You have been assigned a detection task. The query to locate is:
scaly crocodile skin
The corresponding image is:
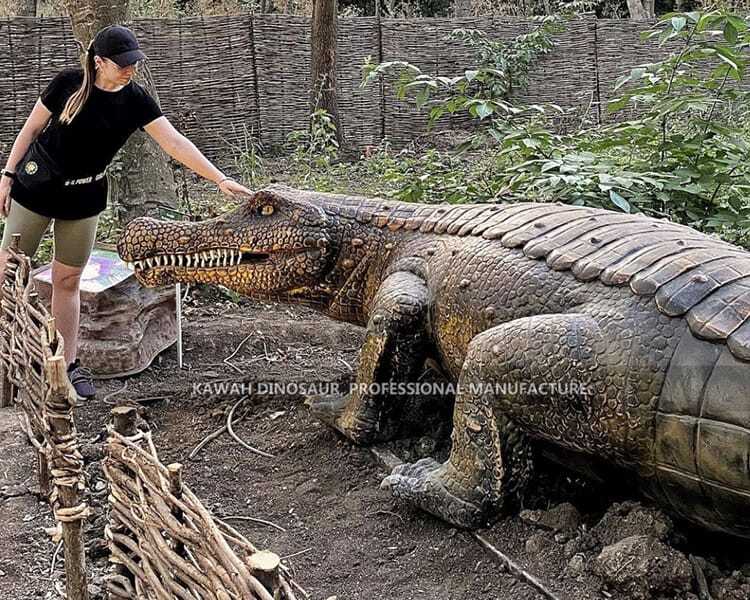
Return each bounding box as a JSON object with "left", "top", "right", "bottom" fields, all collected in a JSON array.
[{"left": 118, "top": 186, "right": 750, "bottom": 536}]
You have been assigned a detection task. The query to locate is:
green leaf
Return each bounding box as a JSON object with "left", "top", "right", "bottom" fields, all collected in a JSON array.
[
  {"left": 724, "top": 22, "right": 738, "bottom": 44},
  {"left": 609, "top": 190, "right": 631, "bottom": 213},
  {"left": 475, "top": 102, "right": 494, "bottom": 120},
  {"left": 671, "top": 16, "right": 687, "bottom": 32}
]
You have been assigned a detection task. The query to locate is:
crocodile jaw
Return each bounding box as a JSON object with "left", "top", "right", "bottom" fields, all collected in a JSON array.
[{"left": 126, "top": 246, "right": 326, "bottom": 296}]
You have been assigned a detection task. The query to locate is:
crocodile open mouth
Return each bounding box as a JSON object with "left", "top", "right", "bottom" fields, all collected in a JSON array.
[{"left": 126, "top": 249, "right": 272, "bottom": 272}]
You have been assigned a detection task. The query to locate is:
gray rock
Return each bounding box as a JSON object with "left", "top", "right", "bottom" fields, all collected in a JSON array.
[
  {"left": 525, "top": 533, "right": 551, "bottom": 556},
  {"left": 594, "top": 534, "right": 691, "bottom": 600},
  {"left": 592, "top": 500, "right": 672, "bottom": 546},
  {"left": 520, "top": 502, "right": 582, "bottom": 533},
  {"left": 567, "top": 553, "right": 586, "bottom": 577}
]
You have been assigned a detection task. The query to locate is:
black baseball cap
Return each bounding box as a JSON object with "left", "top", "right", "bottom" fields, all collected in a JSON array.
[{"left": 93, "top": 25, "right": 147, "bottom": 67}]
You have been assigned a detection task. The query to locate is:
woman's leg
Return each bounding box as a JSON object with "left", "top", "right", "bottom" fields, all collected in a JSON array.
[
  {"left": 51, "top": 214, "right": 99, "bottom": 366},
  {"left": 0, "top": 200, "right": 52, "bottom": 275}
]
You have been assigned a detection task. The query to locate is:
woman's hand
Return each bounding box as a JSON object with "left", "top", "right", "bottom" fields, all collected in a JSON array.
[
  {"left": 0, "top": 177, "right": 13, "bottom": 217},
  {"left": 218, "top": 178, "right": 253, "bottom": 199}
]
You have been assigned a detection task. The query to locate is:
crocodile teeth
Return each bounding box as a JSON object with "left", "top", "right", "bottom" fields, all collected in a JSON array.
[{"left": 146, "top": 258, "right": 154, "bottom": 268}]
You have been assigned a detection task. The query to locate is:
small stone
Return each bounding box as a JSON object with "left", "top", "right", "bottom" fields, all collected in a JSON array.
[
  {"left": 522, "top": 502, "right": 581, "bottom": 533},
  {"left": 525, "top": 533, "right": 550, "bottom": 556},
  {"left": 385, "top": 243, "right": 394, "bottom": 250},
  {"left": 351, "top": 238, "right": 364, "bottom": 246},
  {"left": 459, "top": 279, "right": 470, "bottom": 288},
  {"left": 342, "top": 259, "right": 355, "bottom": 269},
  {"left": 594, "top": 535, "right": 691, "bottom": 600},
  {"left": 567, "top": 553, "right": 586, "bottom": 576}
]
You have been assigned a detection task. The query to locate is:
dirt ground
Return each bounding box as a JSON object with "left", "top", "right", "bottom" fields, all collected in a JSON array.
[{"left": 2, "top": 286, "right": 750, "bottom": 600}]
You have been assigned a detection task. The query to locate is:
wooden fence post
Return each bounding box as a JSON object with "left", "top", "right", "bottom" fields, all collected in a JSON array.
[
  {"left": 0, "top": 235, "right": 20, "bottom": 408},
  {"left": 107, "top": 406, "right": 138, "bottom": 599},
  {"left": 167, "top": 463, "right": 186, "bottom": 558},
  {"left": 45, "top": 355, "right": 89, "bottom": 600}
]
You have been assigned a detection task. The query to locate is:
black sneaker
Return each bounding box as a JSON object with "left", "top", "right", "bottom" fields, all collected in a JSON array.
[{"left": 67, "top": 359, "right": 96, "bottom": 400}]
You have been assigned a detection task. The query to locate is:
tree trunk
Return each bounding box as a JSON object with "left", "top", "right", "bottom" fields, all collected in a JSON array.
[
  {"left": 14, "top": 0, "right": 37, "bottom": 16},
  {"left": 310, "top": 0, "right": 343, "bottom": 147},
  {"left": 452, "top": 0, "right": 472, "bottom": 17},
  {"left": 626, "top": 0, "right": 655, "bottom": 19},
  {"left": 63, "top": 0, "right": 177, "bottom": 224}
]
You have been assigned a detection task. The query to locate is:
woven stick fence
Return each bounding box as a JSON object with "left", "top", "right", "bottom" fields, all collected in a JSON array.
[
  {"left": 0, "top": 233, "right": 90, "bottom": 600},
  {"left": 0, "top": 15, "right": 661, "bottom": 158},
  {"left": 104, "top": 405, "right": 302, "bottom": 600},
  {"left": 0, "top": 234, "right": 305, "bottom": 600}
]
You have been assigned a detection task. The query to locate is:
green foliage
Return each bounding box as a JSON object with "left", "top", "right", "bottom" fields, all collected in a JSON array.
[
  {"left": 232, "top": 124, "right": 265, "bottom": 189},
  {"left": 286, "top": 108, "right": 340, "bottom": 183},
  {"left": 358, "top": 9, "right": 750, "bottom": 247},
  {"left": 362, "top": 16, "right": 564, "bottom": 127}
]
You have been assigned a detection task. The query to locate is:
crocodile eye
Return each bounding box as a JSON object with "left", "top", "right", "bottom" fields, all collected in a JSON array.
[{"left": 260, "top": 204, "right": 274, "bottom": 216}]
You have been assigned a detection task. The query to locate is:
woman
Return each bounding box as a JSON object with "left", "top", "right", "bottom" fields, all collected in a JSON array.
[{"left": 0, "top": 24, "right": 251, "bottom": 400}]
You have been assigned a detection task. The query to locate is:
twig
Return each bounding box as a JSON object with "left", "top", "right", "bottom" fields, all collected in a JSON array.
[
  {"left": 280, "top": 548, "right": 313, "bottom": 561},
  {"left": 103, "top": 380, "right": 129, "bottom": 405},
  {"left": 220, "top": 515, "right": 287, "bottom": 533},
  {"left": 188, "top": 424, "right": 228, "bottom": 460},
  {"left": 226, "top": 397, "right": 274, "bottom": 458},
  {"left": 366, "top": 510, "right": 404, "bottom": 523},
  {"left": 50, "top": 539, "right": 63, "bottom": 575},
  {"left": 473, "top": 533, "right": 561, "bottom": 600},
  {"left": 133, "top": 395, "right": 171, "bottom": 404},
  {"left": 225, "top": 333, "right": 253, "bottom": 363}
]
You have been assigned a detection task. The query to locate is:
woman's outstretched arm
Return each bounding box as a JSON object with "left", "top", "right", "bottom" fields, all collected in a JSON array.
[{"left": 144, "top": 116, "right": 252, "bottom": 199}]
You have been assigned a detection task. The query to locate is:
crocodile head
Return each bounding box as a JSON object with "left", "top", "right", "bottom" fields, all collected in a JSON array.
[{"left": 117, "top": 189, "right": 336, "bottom": 302}]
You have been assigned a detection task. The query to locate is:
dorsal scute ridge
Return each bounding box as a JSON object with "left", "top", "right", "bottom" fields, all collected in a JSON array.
[{"left": 268, "top": 186, "right": 750, "bottom": 361}]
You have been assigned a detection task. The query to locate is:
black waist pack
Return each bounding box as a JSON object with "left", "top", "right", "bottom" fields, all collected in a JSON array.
[{"left": 16, "top": 141, "right": 63, "bottom": 193}]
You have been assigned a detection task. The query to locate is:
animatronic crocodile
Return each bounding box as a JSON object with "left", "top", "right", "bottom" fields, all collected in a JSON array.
[{"left": 118, "top": 185, "right": 750, "bottom": 537}]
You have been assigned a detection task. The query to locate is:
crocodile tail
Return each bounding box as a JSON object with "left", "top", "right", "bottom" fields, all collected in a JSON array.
[{"left": 647, "top": 331, "right": 750, "bottom": 537}]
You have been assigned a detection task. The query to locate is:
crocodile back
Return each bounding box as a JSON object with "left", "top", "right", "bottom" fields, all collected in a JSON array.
[
  {"left": 270, "top": 187, "right": 750, "bottom": 363},
  {"left": 647, "top": 333, "right": 750, "bottom": 537}
]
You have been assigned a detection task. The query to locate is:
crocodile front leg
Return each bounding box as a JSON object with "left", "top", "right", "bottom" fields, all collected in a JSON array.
[
  {"left": 308, "top": 270, "right": 430, "bottom": 444},
  {"left": 382, "top": 314, "right": 604, "bottom": 528}
]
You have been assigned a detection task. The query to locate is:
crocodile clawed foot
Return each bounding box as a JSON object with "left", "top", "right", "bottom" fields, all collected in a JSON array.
[
  {"left": 381, "top": 458, "right": 488, "bottom": 529},
  {"left": 305, "top": 394, "right": 380, "bottom": 445}
]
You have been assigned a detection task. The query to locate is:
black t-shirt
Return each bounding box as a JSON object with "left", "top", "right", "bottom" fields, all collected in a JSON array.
[{"left": 11, "top": 68, "right": 163, "bottom": 220}]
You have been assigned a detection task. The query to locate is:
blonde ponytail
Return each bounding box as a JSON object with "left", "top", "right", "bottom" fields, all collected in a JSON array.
[{"left": 59, "top": 43, "right": 96, "bottom": 125}]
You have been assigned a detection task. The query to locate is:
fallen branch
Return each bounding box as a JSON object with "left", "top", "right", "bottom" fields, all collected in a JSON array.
[
  {"left": 102, "top": 380, "right": 129, "bottom": 405},
  {"left": 221, "top": 515, "right": 287, "bottom": 533},
  {"left": 188, "top": 424, "right": 228, "bottom": 460},
  {"left": 473, "top": 533, "right": 561, "bottom": 600},
  {"left": 224, "top": 334, "right": 254, "bottom": 373},
  {"left": 226, "top": 397, "right": 274, "bottom": 459}
]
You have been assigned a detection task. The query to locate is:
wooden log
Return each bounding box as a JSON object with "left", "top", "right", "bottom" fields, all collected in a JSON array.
[
  {"left": 45, "top": 356, "right": 89, "bottom": 600},
  {"left": 247, "top": 550, "right": 281, "bottom": 596},
  {"left": 167, "top": 463, "right": 187, "bottom": 558}
]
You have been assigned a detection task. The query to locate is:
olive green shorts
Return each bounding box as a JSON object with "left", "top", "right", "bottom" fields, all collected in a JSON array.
[{"left": 0, "top": 201, "right": 99, "bottom": 268}]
